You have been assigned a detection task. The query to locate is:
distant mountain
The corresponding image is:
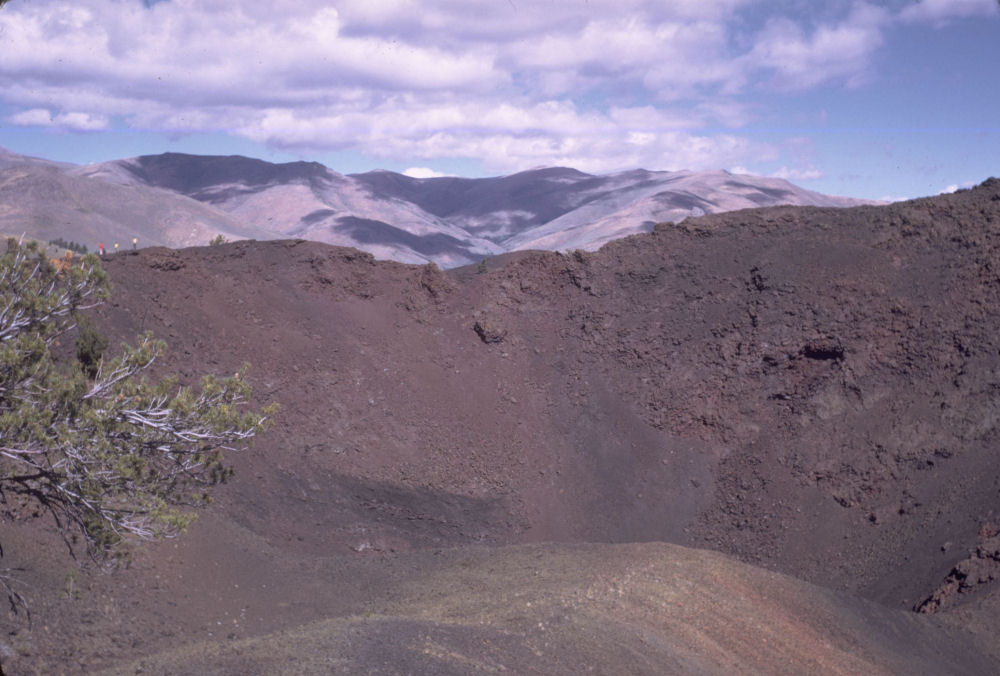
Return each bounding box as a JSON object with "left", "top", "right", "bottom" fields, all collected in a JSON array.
[
  {"left": 0, "top": 147, "right": 877, "bottom": 266},
  {"left": 348, "top": 166, "right": 598, "bottom": 241},
  {"left": 0, "top": 153, "right": 278, "bottom": 250},
  {"left": 0, "top": 146, "right": 74, "bottom": 172},
  {"left": 90, "top": 152, "right": 505, "bottom": 267},
  {"left": 349, "top": 166, "right": 871, "bottom": 253},
  {"left": 500, "top": 169, "right": 871, "bottom": 251}
]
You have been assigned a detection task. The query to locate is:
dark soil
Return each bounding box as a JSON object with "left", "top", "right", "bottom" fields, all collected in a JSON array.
[{"left": 3, "top": 179, "right": 1000, "bottom": 673}]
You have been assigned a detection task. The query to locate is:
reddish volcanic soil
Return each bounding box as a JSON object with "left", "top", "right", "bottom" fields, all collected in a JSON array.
[{"left": 3, "top": 179, "right": 1000, "bottom": 673}]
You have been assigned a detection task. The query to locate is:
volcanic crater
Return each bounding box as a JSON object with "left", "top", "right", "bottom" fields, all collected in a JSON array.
[{"left": 4, "top": 179, "right": 1000, "bottom": 674}]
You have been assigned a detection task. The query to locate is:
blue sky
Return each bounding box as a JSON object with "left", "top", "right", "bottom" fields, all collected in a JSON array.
[{"left": 0, "top": 0, "right": 997, "bottom": 200}]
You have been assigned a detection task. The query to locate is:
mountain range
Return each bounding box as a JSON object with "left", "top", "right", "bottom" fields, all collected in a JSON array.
[{"left": 1, "top": 146, "right": 876, "bottom": 266}]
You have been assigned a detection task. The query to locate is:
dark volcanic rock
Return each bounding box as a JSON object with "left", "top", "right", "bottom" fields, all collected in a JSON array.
[
  {"left": 5, "top": 179, "right": 1000, "bottom": 673},
  {"left": 93, "top": 182, "right": 1000, "bottom": 602},
  {"left": 473, "top": 319, "right": 506, "bottom": 343},
  {"left": 919, "top": 526, "right": 1000, "bottom": 613}
]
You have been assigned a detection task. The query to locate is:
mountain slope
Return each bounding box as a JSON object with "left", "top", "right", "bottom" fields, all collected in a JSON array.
[
  {"left": 0, "top": 146, "right": 877, "bottom": 266},
  {"left": 504, "top": 168, "right": 874, "bottom": 251},
  {"left": 110, "top": 153, "right": 505, "bottom": 266},
  {"left": 352, "top": 165, "right": 874, "bottom": 254},
  {"left": 82, "top": 150, "right": 875, "bottom": 266},
  {"left": 0, "top": 146, "right": 74, "bottom": 172},
  {"left": 349, "top": 166, "right": 599, "bottom": 241},
  {"left": 0, "top": 158, "right": 277, "bottom": 249},
  {"left": 4, "top": 179, "right": 1000, "bottom": 673}
]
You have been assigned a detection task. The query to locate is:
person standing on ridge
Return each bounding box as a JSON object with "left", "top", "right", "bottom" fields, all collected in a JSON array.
[
  {"left": 114, "top": 242, "right": 119, "bottom": 254},
  {"left": 98, "top": 242, "right": 104, "bottom": 257},
  {"left": 132, "top": 237, "right": 137, "bottom": 250}
]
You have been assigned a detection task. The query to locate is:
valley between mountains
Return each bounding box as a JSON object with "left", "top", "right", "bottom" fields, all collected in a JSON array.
[{"left": 3, "top": 173, "right": 1000, "bottom": 674}]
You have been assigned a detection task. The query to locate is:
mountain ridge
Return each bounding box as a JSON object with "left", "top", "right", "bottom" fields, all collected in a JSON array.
[{"left": 0, "top": 146, "right": 878, "bottom": 266}]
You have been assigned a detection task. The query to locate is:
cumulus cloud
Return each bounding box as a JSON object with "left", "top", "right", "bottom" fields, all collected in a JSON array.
[
  {"left": 0, "top": 0, "right": 978, "bottom": 176},
  {"left": 236, "top": 97, "right": 770, "bottom": 174},
  {"left": 747, "top": 3, "right": 889, "bottom": 91},
  {"left": 6, "top": 109, "right": 54, "bottom": 127}
]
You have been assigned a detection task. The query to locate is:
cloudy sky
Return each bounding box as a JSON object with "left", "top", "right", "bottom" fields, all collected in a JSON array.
[{"left": 0, "top": 0, "right": 997, "bottom": 200}]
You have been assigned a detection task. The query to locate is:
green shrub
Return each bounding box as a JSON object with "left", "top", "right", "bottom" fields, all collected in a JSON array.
[{"left": 74, "top": 313, "right": 109, "bottom": 379}]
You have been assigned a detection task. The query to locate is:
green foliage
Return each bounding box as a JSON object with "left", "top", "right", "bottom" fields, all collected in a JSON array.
[
  {"left": 477, "top": 257, "right": 490, "bottom": 274},
  {"left": 0, "top": 238, "right": 275, "bottom": 584},
  {"left": 74, "top": 313, "right": 109, "bottom": 378},
  {"left": 209, "top": 234, "right": 228, "bottom": 246},
  {"left": 48, "top": 237, "right": 88, "bottom": 255}
]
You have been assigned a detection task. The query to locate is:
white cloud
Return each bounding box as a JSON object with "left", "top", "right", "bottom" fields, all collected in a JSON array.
[
  {"left": 54, "top": 111, "right": 110, "bottom": 131},
  {"left": 0, "top": 0, "right": 972, "bottom": 179},
  {"left": 236, "top": 97, "right": 772, "bottom": 174},
  {"left": 0, "top": 2, "right": 501, "bottom": 110},
  {"left": 747, "top": 3, "right": 889, "bottom": 91},
  {"left": 7, "top": 108, "right": 108, "bottom": 131},
  {"left": 770, "top": 166, "right": 824, "bottom": 181},
  {"left": 7, "top": 109, "right": 53, "bottom": 127},
  {"left": 941, "top": 180, "right": 976, "bottom": 194},
  {"left": 403, "top": 167, "right": 450, "bottom": 178},
  {"left": 900, "top": 0, "right": 998, "bottom": 24}
]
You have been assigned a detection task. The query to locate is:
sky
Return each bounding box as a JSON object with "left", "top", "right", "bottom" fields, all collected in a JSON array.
[{"left": 0, "top": 0, "right": 997, "bottom": 201}]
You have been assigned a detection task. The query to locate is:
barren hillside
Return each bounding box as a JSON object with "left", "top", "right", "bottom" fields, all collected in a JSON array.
[
  {"left": 0, "top": 147, "right": 876, "bottom": 268},
  {"left": 3, "top": 179, "right": 999, "bottom": 674}
]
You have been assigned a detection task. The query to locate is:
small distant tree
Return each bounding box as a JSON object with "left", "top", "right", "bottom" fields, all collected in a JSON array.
[
  {"left": 47, "top": 238, "right": 88, "bottom": 255},
  {"left": 209, "top": 234, "right": 227, "bottom": 246},
  {"left": 0, "top": 238, "right": 275, "bottom": 619}
]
